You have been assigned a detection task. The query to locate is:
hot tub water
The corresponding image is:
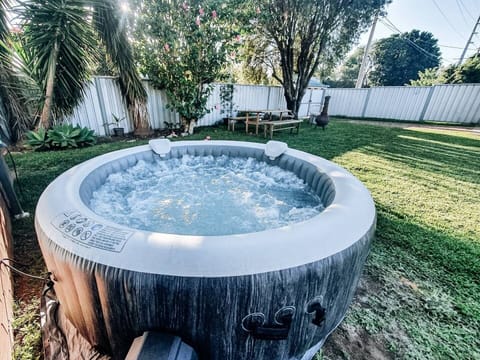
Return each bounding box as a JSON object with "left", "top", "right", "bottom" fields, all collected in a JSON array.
[{"left": 89, "top": 155, "right": 324, "bottom": 236}]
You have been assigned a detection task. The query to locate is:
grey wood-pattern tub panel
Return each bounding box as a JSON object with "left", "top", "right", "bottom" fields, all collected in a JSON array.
[
  {"left": 36, "top": 225, "right": 113, "bottom": 353},
  {"left": 36, "top": 141, "right": 376, "bottom": 359},
  {"left": 37, "top": 222, "right": 374, "bottom": 360}
]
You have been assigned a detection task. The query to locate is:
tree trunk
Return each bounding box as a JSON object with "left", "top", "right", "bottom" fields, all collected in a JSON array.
[
  {"left": 39, "top": 41, "right": 60, "bottom": 129},
  {"left": 188, "top": 120, "right": 195, "bottom": 135},
  {"left": 131, "top": 99, "right": 153, "bottom": 136},
  {"left": 184, "top": 119, "right": 196, "bottom": 135},
  {"left": 283, "top": 87, "right": 305, "bottom": 119},
  {"left": 285, "top": 94, "right": 297, "bottom": 117}
]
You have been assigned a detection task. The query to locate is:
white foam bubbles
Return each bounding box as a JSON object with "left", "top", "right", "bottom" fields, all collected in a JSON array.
[{"left": 89, "top": 155, "right": 324, "bottom": 235}]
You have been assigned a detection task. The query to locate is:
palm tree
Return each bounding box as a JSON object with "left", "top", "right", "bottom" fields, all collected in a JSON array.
[
  {"left": 19, "top": 0, "right": 97, "bottom": 129},
  {"left": 18, "top": 0, "right": 151, "bottom": 134}
]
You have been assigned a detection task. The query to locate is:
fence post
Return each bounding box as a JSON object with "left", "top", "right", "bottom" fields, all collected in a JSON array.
[
  {"left": 266, "top": 87, "right": 272, "bottom": 110},
  {"left": 419, "top": 86, "right": 436, "bottom": 122},
  {"left": 306, "top": 88, "right": 313, "bottom": 116},
  {"left": 361, "top": 88, "right": 372, "bottom": 118},
  {"left": 320, "top": 88, "right": 326, "bottom": 115},
  {"left": 94, "top": 77, "right": 109, "bottom": 136}
]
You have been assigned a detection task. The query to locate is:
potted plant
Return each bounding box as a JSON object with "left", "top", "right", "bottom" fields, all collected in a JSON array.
[{"left": 110, "top": 114, "right": 125, "bottom": 137}]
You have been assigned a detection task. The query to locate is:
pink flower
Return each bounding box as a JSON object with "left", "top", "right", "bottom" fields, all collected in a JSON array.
[
  {"left": 10, "top": 26, "right": 21, "bottom": 34},
  {"left": 182, "top": 2, "right": 189, "bottom": 10},
  {"left": 256, "top": 7, "right": 261, "bottom": 14},
  {"left": 195, "top": 16, "right": 201, "bottom": 26},
  {"left": 230, "top": 51, "right": 236, "bottom": 59},
  {"left": 164, "top": 43, "right": 170, "bottom": 52},
  {"left": 212, "top": 10, "right": 217, "bottom": 19},
  {"left": 235, "top": 34, "right": 241, "bottom": 42},
  {"left": 199, "top": 7, "right": 204, "bottom": 15}
]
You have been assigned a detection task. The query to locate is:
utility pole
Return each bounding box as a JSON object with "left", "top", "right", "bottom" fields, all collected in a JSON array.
[
  {"left": 356, "top": 12, "right": 378, "bottom": 88},
  {"left": 458, "top": 15, "right": 480, "bottom": 65}
]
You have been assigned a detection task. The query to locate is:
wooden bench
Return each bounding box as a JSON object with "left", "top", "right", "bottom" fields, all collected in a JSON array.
[
  {"left": 227, "top": 116, "right": 248, "bottom": 132},
  {"left": 261, "top": 119, "right": 303, "bottom": 139}
]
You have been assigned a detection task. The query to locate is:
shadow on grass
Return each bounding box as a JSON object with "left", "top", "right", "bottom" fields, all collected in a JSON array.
[
  {"left": 375, "top": 205, "right": 480, "bottom": 317},
  {"left": 323, "top": 204, "right": 480, "bottom": 359},
  {"left": 204, "top": 120, "right": 398, "bottom": 160},
  {"left": 360, "top": 127, "right": 480, "bottom": 185}
]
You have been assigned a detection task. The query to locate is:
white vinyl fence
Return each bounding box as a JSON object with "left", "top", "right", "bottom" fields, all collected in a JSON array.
[{"left": 64, "top": 78, "right": 480, "bottom": 135}]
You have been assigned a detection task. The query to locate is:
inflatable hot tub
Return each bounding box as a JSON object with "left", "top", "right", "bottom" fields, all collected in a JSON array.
[{"left": 35, "top": 140, "right": 376, "bottom": 360}]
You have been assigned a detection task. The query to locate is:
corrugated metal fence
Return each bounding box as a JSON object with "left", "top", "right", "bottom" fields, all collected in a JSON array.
[{"left": 65, "top": 78, "right": 480, "bottom": 134}]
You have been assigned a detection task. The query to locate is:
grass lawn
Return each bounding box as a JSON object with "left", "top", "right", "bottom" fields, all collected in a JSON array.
[{"left": 10, "top": 119, "right": 480, "bottom": 359}]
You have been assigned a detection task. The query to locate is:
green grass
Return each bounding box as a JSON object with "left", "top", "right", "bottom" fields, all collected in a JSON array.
[
  {"left": 12, "top": 299, "right": 41, "bottom": 360},
  {"left": 10, "top": 119, "right": 480, "bottom": 359}
]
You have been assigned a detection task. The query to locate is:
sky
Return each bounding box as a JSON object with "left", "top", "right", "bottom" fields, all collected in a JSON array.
[{"left": 358, "top": 0, "right": 480, "bottom": 66}]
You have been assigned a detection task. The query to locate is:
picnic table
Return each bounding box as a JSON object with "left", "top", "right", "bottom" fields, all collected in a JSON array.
[
  {"left": 227, "top": 116, "right": 248, "bottom": 132},
  {"left": 244, "top": 109, "right": 294, "bottom": 135}
]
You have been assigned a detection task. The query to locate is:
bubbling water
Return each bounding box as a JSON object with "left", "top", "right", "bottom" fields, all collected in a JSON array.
[{"left": 89, "top": 155, "right": 324, "bottom": 236}]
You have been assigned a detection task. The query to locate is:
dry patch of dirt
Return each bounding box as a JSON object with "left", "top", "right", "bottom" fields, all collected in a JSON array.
[
  {"left": 322, "top": 323, "right": 393, "bottom": 360},
  {"left": 321, "top": 274, "right": 395, "bottom": 360}
]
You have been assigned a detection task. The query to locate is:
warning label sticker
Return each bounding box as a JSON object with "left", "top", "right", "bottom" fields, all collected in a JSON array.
[{"left": 51, "top": 210, "right": 132, "bottom": 252}]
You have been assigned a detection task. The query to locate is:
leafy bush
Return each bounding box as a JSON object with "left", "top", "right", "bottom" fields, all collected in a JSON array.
[{"left": 25, "top": 124, "right": 96, "bottom": 150}]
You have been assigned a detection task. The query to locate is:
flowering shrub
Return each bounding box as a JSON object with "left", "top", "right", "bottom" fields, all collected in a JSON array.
[{"left": 134, "top": 0, "right": 243, "bottom": 133}]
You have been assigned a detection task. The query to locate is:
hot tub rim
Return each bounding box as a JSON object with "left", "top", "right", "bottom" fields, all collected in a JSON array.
[{"left": 35, "top": 140, "right": 376, "bottom": 277}]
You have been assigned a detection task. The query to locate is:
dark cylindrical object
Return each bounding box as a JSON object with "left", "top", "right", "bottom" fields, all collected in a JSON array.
[
  {"left": 316, "top": 96, "right": 331, "bottom": 130},
  {"left": 126, "top": 332, "right": 198, "bottom": 360},
  {"left": 112, "top": 128, "right": 124, "bottom": 137},
  {"left": 0, "top": 153, "right": 24, "bottom": 217}
]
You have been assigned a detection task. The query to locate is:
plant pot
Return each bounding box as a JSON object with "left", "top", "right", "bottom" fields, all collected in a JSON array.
[{"left": 113, "top": 127, "right": 124, "bottom": 137}]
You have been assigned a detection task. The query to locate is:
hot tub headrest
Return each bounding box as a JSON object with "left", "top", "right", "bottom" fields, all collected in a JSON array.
[
  {"left": 265, "top": 141, "right": 288, "bottom": 160},
  {"left": 149, "top": 139, "right": 171, "bottom": 157}
]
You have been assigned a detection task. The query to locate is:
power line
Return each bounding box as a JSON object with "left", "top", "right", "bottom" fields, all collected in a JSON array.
[
  {"left": 439, "top": 44, "right": 464, "bottom": 49},
  {"left": 431, "top": 0, "right": 467, "bottom": 40},
  {"left": 458, "top": 0, "right": 477, "bottom": 22},
  {"left": 379, "top": 18, "right": 447, "bottom": 61},
  {"left": 456, "top": 0, "right": 471, "bottom": 25}
]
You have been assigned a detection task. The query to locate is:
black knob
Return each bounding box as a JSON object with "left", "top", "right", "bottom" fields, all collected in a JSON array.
[{"left": 306, "top": 297, "right": 326, "bottom": 327}]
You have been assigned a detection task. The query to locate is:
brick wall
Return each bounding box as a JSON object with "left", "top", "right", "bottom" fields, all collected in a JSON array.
[{"left": 0, "top": 186, "right": 13, "bottom": 360}]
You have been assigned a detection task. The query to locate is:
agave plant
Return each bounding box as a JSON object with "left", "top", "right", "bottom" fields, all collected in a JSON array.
[
  {"left": 25, "top": 127, "right": 49, "bottom": 149},
  {"left": 47, "top": 124, "right": 82, "bottom": 148},
  {"left": 48, "top": 124, "right": 97, "bottom": 148},
  {"left": 26, "top": 124, "right": 96, "bottom": 150},
  {"left": 76, "top": 126, "right": 96, "bottom": 146}
]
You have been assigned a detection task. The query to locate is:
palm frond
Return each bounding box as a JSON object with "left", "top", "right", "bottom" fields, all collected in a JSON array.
[
  {"left": 92, "top": 0, "right": 150, "bottom": 132},
  {"left": 17, "top": 0, "right": 98, "bottom": 126},
  {"left": 0, "top": 59, "right": 32, "bottom": 142},
  {"left": 0, "top": 1, "right": 33, "bottom": 143},
  {"left": 0, "top": 0, "right": 9, "bottom": 42}
]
